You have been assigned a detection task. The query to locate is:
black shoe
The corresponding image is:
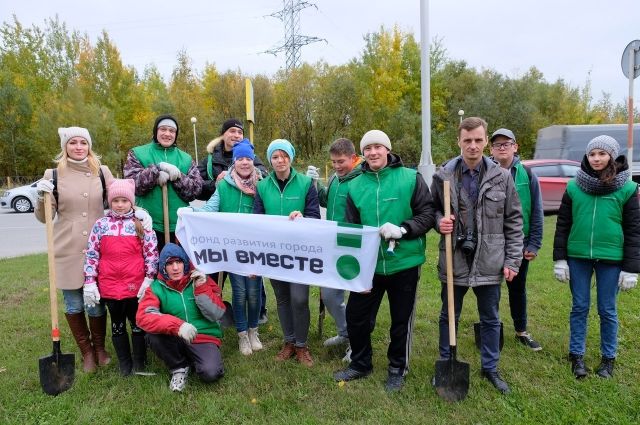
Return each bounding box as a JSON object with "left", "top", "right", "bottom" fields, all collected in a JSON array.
[
  {"left": 516, "top": 332, "right": 542, "bottom": 351},
  {"left": 333, "top": 367, "right": 372, "bottom": 382},
  {"left": 112, "top": 334, "right": 133, "bottom": 376},
  {"left": 481, "top": 369, "right": 511, "bottom": 394},
  {"left": 384, "top": 373, "right": 405, "bottom": 392},
  {"left": 569, "top": 353, "right": 588, "bottom": 379},
  {"left": 596, "top": 357, "right": 615, "bottom": 379}
]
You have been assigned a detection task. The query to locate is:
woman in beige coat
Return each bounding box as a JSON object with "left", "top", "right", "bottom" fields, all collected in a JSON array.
[{"left": 35, "top": 127, "right": 116, "bottom": 373}]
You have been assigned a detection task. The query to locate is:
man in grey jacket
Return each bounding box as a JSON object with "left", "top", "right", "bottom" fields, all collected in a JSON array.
[{"left": 431, "top": 117, "right": 523, "bottom": 394}]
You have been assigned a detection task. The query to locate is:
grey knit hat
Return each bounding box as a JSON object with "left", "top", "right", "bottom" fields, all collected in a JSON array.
[{"left": 586, "top": 135, "right": 619, "bottom": 158}]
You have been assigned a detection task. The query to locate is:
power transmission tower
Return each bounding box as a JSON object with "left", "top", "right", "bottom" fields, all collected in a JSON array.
[{"left": 265, "top": 0, "right": 326, "bottom": 72}]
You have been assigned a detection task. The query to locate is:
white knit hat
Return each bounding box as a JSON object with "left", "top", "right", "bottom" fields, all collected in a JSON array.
[
  {"left": 58, "top": 127, "right": 92, "bottom": 150},
  {"left": 360, "top": 129, "right": 391, "bottom": 153}
]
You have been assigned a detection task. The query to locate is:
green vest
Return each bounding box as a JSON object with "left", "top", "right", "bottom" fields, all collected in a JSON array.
[
  {"left": 132, "top": 142, "right": 193, "bottom": 232},
  {"left": 347, "top": 166, "right": 426, "bottom": 275},
  {"left": 217, "top": 179, "right": 255, "bottom": 214},
  {"left": 566, "top": 179, "right": 638, "bottom": 261},
  {"left": 513, "top": 162, "right": 531, "bottom": 237},
  {"left": 151, "top": 279, "right": 223, "bottom": 339},
  {"left": 257, "top": 168, "right": 312, "bottom": 216},
  {"left": 325, "top": 164, "right": 363, "bottom": 222}
]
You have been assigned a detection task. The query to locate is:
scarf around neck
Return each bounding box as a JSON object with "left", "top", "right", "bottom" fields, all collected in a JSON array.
[{"left": 230, "top": 166, "right": 260, "bottom": 195}]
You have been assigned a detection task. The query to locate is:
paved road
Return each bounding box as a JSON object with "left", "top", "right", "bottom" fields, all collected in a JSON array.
[{"left": 0, "top": 209, "right": 46, "bottom": 258}]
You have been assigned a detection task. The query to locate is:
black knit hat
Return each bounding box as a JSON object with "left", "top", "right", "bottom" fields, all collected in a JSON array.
[{"left": 220, "top": 118, "right": 243, "bottom": 135}]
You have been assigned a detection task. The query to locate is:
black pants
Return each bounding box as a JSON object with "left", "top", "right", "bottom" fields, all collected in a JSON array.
[
  {"left": 346, "top": 266, "right": 419, "bottom": 376},
  {"left": 147, "top": 333, "right": 224, "bottom": 383},
  {"left": 104, "top": 298, "right": 142, "bottom": 336},
  {"left": 155, "top": 230, "right": 177, "bottom": 254},
  {"left": 507, "top": 258, "right": 530, "bottom": 333}
]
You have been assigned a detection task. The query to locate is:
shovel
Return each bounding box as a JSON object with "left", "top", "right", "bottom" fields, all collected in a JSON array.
[
  {"left": 217, "top": 271, "right": 235, "bottom": 329},
  {"left": 434, "top": 180, "right": 470, "bottom": 402},
  {"left": 162, "top": 185, "right": 170, "bottom": 245},
  {"left": 39, "top": 192, "right": 75, "bottom": 396},
  {"left": 318, "top": 292, "right": 325, "bottom": 338}
]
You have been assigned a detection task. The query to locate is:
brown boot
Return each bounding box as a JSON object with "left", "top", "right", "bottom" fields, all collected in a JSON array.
[
  {"left": 295, "top": 346, "right": 314, "bottom": 367},
  {"left": 65, "top": 312, "right": 97, "bottom": 373},
  {"left": 275, "top": 342, "right": 296, "bottom": 361},
  {"left": 89, "top": 315, "right": 112, "bottom": 366}
]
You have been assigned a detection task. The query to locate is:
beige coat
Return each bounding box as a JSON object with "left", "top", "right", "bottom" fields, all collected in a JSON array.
[{"left": 35, "top": 162, "right": 114, "bottom": 290}]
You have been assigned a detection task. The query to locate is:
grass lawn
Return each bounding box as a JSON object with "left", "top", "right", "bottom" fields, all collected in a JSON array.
[{"left": 1, "top": 215, "right": 638, "bottom": 424}]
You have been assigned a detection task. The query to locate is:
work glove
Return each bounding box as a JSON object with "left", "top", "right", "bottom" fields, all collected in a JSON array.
[
  {"left": 137, "top": 277, "right": 154, "bottom": 300},
  {"left": 157, "top": 170, "right": 170, "bottom": 186},
  {"left": 83, "top": 282, "right": 101, "bottom": 308},
  {"left": 177, "top": 207, "right": 192, "bottom": 217},
  {"left": 190, "top": 270, "right": 207, "bottom": 287},
  {"left": 618, "top": 271, "right": 638, "bottom": 291},
  {"left": 306, "top": 165, "right": 320, "bottom": 180},
  {"left": 178, "top": 322, "right": 197, "bottom": 343},
  {"left": 379, "top": 222, "right": 403, "bottom": 240},
  {"left": 158, "top": 162, "right": 181, "bottom": 181},
  {"left": 134, "top": 208, "right": 153, "bottom": 232},
  {"left": 36, "top": 179, "right": 54, "bottom": 197},
  {"left": 553, "top": 260, "right": 570, "bottom": 283}
]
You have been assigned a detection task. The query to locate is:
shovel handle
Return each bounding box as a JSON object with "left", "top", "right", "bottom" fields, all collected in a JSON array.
[
  {"left": 443, "top": 181, "right": 456, "bottom": 347},
  {"left": 162, "top": 184, "right": 170, "bottom": 245},
  {"left": 44, "top": 193, "right": 60, "bottom": 342}
]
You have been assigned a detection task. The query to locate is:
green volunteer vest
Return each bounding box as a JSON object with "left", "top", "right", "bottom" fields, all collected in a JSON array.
[
  {"left": 325, "top": 165, "right": 362, "bottom": 222},
  {"left": 132, "top": 142, "right": 193, "bottom": 232},
  {"left": 513, "top": 162, "right": 531, "bottom": 237},
  {"left": 566, "top": 179, "right": 638, "bottom": 261},
  {"left": 347, "top": 166, "right": 426, "bottom": 275},
  {"left": 257, "top": 168, "right": 312, "bottom": 216},
  {"left": 217, "top": 179, "right": 255, "bottom": 214}
]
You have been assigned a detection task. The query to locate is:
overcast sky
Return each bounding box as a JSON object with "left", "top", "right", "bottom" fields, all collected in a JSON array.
[{"left": 3, "top": 0, "right": 639, "bottom": 110}]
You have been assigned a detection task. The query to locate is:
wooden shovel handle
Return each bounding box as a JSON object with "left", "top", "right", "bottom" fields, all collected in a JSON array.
[
  {"left": 443, "top": 181, "right": 456, "bottom": 347},
  {"left": 162, "top": 185, "right": 170, "bottom": 245},
  {"left": 44, "top": 193, "right": 60, "bottom": 342}
]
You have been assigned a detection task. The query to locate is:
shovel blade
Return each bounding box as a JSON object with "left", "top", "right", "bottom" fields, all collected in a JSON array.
[
  {"left": 39, "top": 351, "right": 75, "bottom": 396},
  {"left": 434, "top": 357, "right": 470, "bottom": 402},
  {"left": 219, "top": 300, "right": 235, "bottom": 329}
]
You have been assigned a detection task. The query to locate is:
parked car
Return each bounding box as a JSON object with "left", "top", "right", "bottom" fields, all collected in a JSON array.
[
  {"left": 0, "top": 179, "right": 41, "bottom": 213},
  {"left": 522, "top": 159, "right": 580, "bottom": 213}
]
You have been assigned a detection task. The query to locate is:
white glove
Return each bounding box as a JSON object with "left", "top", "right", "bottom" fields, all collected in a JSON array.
[
  {"left": 36, "top": 179, "right": 54, "bottom": 196},
  {"left": 306, "top": 165, "right": 320, "bottom": 180},
  {"left": 83, "top": 283, "right": 101, "bottom": 308},
  {"left": 157, "top": 170, "right": 170, "bottom": 186},
  {"left": 553, "top": 260, "right": 570, "bottom": 283},
  {"left": 137, "top": 277, "right": 154, "bottom": 300},
  {"left": 177, "top": 207, "right": 192, "bottom": 216},
  {"left": 190, "top": 270, "right": 207, "bottom": 286},
  {"left": 158, "top": 162, "right": 181, "bottom": 181},
  {"left": 379, "top": 222, "right": 403, "bottom": 240},
  {"left": 134, "top": 208, "right": 153, "bottom": 232},
  {"left": 178, "top": 322, "right": 198, "bottom": 343},
  {"left": 618, "top": 271, "right": 638, "bottom": 291}
]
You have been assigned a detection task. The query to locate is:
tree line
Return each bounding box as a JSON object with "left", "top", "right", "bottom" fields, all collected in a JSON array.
[{"left": 0, "top": 16, "right": 635, "bottom": 182}]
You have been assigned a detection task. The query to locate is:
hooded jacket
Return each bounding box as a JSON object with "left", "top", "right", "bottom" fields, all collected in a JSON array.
[
  {"left": 136, "top": 243, "right": 226, "bottom": 346},
  {"left": 318, "top": 158, "right": 363, "bottom": 222}
]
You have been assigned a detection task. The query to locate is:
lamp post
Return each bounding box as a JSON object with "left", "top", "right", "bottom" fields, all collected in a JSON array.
[
  {"left": 458, "top": 109, "right": 465, "bottom": 123},
  {"left": 190, "top": 117, "right": 198, "bottom": 163}
]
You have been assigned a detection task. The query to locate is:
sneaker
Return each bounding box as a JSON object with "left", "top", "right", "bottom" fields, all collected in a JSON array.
[
  {"left": 275, "top": 342, "right": 296, "bottom": 361},
  {"left": 384, "top": 373, "right": 405, "bottom": 392},
  {"left": 569, "top": 353, "right": 588, "bottom": 379},
  {"left": 248, "top": 327, "right": 263, "bottom": 351},
  {"left": 596, "top": 357, "right": 615, "bottom": 379},
  {"left": 295, "top": 346, "right": 314, "bottom": 367},
  {"left": 238, "top": 331, "right": 253, "bottom": 356},
  {"left": 323, "top": 335, "right": 349, "bottom": 347},
  {"left": 169, "top": 367, "right": 189, "bottom": 392},
  {"left": 333, "top": 366, "right": 372, "bottom": 382},
  {"left": 516, "top": 332, "right": 542, "bottom": 351},
  {"left": 258, "top": 311, "right": 268, "bottom": 325},
  {"left": 480, "top": 369, "right": 511, "bottom": 394},
  {"left": 342, "top": 345, "right": 352, "bottom": 363}
]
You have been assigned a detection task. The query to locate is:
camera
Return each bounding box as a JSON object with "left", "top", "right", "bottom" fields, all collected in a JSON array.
[{"left": 456, "top": 231, "right": 477, "bottom": 256}]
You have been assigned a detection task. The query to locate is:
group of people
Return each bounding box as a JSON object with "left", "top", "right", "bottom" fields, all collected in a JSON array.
[{"left": 34, "top": 114, "right": 639, "bottom": 394}]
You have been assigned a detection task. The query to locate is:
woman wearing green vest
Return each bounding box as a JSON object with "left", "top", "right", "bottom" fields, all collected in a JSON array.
[
  {"left": 183, "top": 139, "right": 265, "bottom": 357},
  {"left": 553, "top": 135, "right": 640, "bottom": 380},
  {"left": 124, "top": 114, "right": 203, "bottom": 253},
  {"left": 253, "top": 139, "right": 321, "bottom": 367}
]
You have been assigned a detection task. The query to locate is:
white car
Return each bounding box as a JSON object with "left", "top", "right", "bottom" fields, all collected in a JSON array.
[{"left": 0, "top": 180, "right": 41, "bottom": 213}]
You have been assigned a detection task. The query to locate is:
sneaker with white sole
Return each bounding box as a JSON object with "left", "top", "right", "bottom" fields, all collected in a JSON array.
[
  {"left": 169, "top": 367, "right": 189, "bottom": 392},
  {"left": 323, "top": 335, "right": 349, "bottom": 347},
  {"left": 238, "top": 331, "right": 253, "bottom": 356},
  {"left": 516, "top": 332, "right": 542, "bottom": 351},
  {"left": 248, "top": 327, "right": 263, "bottom": 351}
]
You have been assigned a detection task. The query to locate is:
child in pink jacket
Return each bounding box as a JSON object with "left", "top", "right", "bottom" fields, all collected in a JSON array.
[{"left": 84, "top": 179, "right": 158, "bottom": 375}]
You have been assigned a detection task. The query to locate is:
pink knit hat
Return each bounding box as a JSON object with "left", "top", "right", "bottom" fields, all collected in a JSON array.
[{"left": 108, "top": 179, "right": 136, "bottom": 205}]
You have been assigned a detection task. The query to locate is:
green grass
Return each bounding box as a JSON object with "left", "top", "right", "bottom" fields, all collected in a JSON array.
[{"left": 1, "top": 216, "right": 639, "bottom": 424}]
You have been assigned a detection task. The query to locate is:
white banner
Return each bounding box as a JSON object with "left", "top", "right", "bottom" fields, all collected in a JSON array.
[{"left": 175, "top": 211, "right": 380, "bottom": 292}]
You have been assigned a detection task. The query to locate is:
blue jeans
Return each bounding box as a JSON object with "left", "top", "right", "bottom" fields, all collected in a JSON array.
[
  {"left": 62, "top": 288, "right": 106, "bottom": 316},
  {"left": 228, "top": 273, "right": 262, "bottom": 332},
  {"left": 568, "top": 258, "right": 620, "bottom": 358}
]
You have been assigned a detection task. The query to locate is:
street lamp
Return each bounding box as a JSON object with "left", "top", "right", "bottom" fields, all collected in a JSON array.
[
  {"left": 458, "top": 109, "right": 464, "bottom": 123},
  {"left": 190, "top": 117, "right": 198, "bottom": 163}
]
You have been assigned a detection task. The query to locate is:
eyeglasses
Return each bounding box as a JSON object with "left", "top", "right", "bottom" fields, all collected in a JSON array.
[{"left": 491, "top": 142, "right": 515, "bottom": 150}]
